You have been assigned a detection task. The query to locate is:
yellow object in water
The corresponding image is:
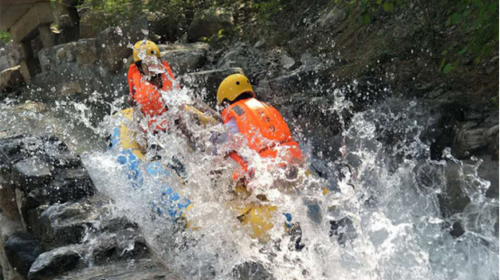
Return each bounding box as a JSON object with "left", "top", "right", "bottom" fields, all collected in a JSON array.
[
  {"left": 114, "top": 107, "right": 279, "bottom": 240},
  {"left": 185, "top": 105, "right": 218, "bottom": 127},
  {"left": 118, "top": 108, "right": 144, "bottom": 160}
]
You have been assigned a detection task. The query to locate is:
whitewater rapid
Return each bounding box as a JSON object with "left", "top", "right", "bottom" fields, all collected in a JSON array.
[{"left": 0, "top": 84, "right": 498, "bottom": 280}]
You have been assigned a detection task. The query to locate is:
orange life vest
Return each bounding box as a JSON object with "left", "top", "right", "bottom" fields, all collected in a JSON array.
[
  {"left": 222, "top": 98, "right": 303, "bottom": 179},
  {"left": 127, "top": 61, "right": 175, "bottom": 130}
]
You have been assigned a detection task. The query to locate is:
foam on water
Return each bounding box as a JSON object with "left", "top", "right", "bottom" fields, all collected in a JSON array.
[{"left": 1, "top": 73, "right": 497, "bottom": 280}]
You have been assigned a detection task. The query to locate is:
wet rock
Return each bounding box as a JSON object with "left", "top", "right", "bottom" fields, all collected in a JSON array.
[
  {"left": 59, "top": 81, "right": 83, "bottom": 96},
  {"left": 439, "top": 160, "right": 472, "bottom": 217},
  {"left": 0, "top": 183, "right": 20, "bottom": 223},
  {"left": 0, "top": 66, "right": 25, "bottom": 92},
  {"left": 0, "top": 42, "right": 23, "bottom": 73},
  {"left": 91, "top": 233, "right": 149, "bottom": 265},
  {"left": 76, "top": 39, "right": 97, "bottom": 67},
  {"left": 52, "top": 259, "right": 175, "bottom": 280},
  {"left": 280, "top": 54, "right": 295, "bottom": 70},
  {"left": 216, "top": 43, "right": 262, "bottom": 74},
  {"left": 254, "top": 39, "right": 266, "bottom": 49},
  {"left": 29, "top": 202, "right": 98, "bottom": 250},
  {"left": 316, "top": 8, "right": 345, "bottom": 28},
  {"left": 0, "top": 212, "right": 25, "bottom": 280},
  {"left": 329, "top": 217, "right": 357, "bottom": 245},
  {"left": 0, "top": 135, "right": 96, "bottom": 224},
  {"left": 449, "top": 221, "right": 465, "bottom": 238},
  {"left": 90, "top": 216, "right": 149, "bottom": 264},
  {"left": 55, "top": 42, "right": 77, "bottom": 65},
  {"left": 38, "top": 42, "right": 78, "bottom": 73},
  {"left": 20, "top": 167, "right": 96, "bottom": 219},
  {"left": 11, "top": 102, "right": 47, "bottom": 114},
  {"left": 96, "top": 17, "right": 148, "bottom": 72},
  {"left": 4, "top": 232, "right": 43, "bottom": 277},
  {"left": 300, "top": 53, "right": 322, "bottom": 67},
  {"left": 188, "top": 7, "right": 233, "bottom": 42},
  {"left": 160, "top": 43, "right": 210, "bottom": 75},
  {"left": 181, "top": 67, "right": 244, "bottom": 106},
  {"left": 453, "top": 125, "right": 499, "bottom": 159},
  {"left": 0, "top": 48, "right": 8, "bottom": 73},
  {"left": 28, "top": 245, "right": 82, "bottom": 280},
  {"left": 11, "top": 157, "right": 53, "bottom": 193},
  {"left": 38, "top": 45, "right": 65, "bottom": 73},
  {"left": 232, "top": 261, "right": 275, "bottom": 280}
]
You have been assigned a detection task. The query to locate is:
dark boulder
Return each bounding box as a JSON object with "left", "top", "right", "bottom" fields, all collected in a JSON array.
[
  {"left": 0, "top": 66, "right": 25, "bottom": 93},
  {"left": 4, "top": 232, "right": 43, "bottom": 277},
  {"left": 160, "top": 43, "right": 210, "bottom": 75},
  {"left": 11, "top": 157, "right": 53, "bottom": 193},
  {"left": 28, "top": 246, "right": 82, "bottom": 280},
  {"left": 29, "top": 201, "right": 98, "bottom": 250},
  {"left": 89, "top": 216, "right": 149, "bottom": 264},
  {"left": 95, "top": 17, "right": 148, "bottom": 72},
  {"left": 76, "top": 39, "right": 97, "bottom": 67},
  {"left": 0, "top": 135, "right": 97, "bottom": 226},
  {"left": 188, "top": 7, "right": 233, "bottom": 42},
  {"left": 232, "top": 261, "right": 275, "bottom": 280}
]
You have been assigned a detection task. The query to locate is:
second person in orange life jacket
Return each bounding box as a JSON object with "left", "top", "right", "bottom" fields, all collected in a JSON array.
[{"left": 211, "top": 74, "right": 304, "bottom": 191}]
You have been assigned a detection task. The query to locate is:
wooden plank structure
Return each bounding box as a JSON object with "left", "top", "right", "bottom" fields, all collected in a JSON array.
[{"left": 0, "top": 0, "right": 54, "bottom": 83}]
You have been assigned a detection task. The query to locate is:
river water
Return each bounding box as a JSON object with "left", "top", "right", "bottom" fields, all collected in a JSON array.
[{"left": 0, "top": 79, "right": 498, "bottom": 280}]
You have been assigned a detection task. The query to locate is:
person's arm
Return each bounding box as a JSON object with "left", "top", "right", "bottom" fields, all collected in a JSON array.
[
  {"left": 127, "top": 65, "right": 138, "bottom": 107},
  {"left": 211, "top": 118, "right": 240, "bottom": 155}
]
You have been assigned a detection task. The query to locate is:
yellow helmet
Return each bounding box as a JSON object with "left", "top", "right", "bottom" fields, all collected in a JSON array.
[
  {"left": 133, "top": 40, "right": 161, "bottom": 62},
  {"left": 217, "top": 74, "right": 255, "bottom": 104}
]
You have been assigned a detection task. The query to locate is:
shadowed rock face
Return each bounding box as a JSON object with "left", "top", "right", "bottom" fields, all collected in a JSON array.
[
  {"left": 188, "top": 7, "right": 234, "bottom": 42},
  {"left": 4, "top": 232, "right": 43, "bottom": 277},
  {"left": 0, "top": 135, "right": 173, "bottom": 279}
]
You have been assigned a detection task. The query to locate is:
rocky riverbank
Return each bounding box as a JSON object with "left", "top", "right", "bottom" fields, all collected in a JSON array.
[{"left": 0, "top": 135, "right": 176, "bottom": 280}]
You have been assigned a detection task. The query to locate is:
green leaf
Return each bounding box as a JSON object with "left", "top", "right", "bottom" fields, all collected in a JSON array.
[
  {"left": 441, "top": 50, "right": 448, "bottom": 56},
  {"left": 362, "top": 14, "right": 371, "bottom": 24},
  {"left": 487, "top": 3, "right": 498, "bottom": 13},
  {"left": 377, "top": 0, "right": 382, "bottom": 5},
  {"left": 458, "top": 45, "right": 469, "bottom": 54},
  {"left": 383, "top": 2, "right": 394, "bottom": 12},
  {"left": 439, "top": 58, "right": 446, "bottom": 69},
  {"left": 443, "top": 63, "right": 453, "bottom": 74},
  {"left": 450, "top": 13, "right": 461, "bottom": 24}
]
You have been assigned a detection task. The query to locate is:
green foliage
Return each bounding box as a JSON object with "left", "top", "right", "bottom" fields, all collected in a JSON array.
[
  {"left": 82, "top": 0, "right": 145, "bottom": 27},
  {"left": 254, "top": 0, "right": 285, "bottom": 22},
  {"left": 438, "top": 0, "right": 498, "bottom": 74},
  {"left": 445, "top": 0, "right": 498, "bottom": 62},
  {"left": 334, "top": 0, "right": 406, "bottom": 24},
  {"left": 0, "top": 32, "right": 11, "bottom": 44},
  {"left": 336, "top": 0, "right": 499, "bottom": 74}
]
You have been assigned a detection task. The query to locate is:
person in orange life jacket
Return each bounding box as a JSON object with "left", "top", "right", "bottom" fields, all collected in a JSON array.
[
  {"left": 211, "top": 74, "right": 304, "bottom": 191},
  {"left": 126, "top": 40, "right": 180, "bottom": 154},
  {"left": 127, "top": 40, "right": 176, "bottom": 135}
]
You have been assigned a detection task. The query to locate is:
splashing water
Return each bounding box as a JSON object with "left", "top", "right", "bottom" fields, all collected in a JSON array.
[{"left": 1, "top": 73, "right": 497, "bottom": 280}]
